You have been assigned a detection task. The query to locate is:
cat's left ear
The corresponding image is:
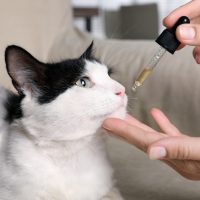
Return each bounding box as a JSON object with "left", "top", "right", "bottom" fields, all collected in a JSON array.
[
  {"left": 5, "top": 45, "right": 46, "bottom": 96},
  {"left": 80, "top": 41, "right": 94, "bottom": 60}
]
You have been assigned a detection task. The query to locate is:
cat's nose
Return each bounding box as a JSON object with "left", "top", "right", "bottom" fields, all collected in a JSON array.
[{"left": 115, "top": 87, "right": 125, "bottom": 97}]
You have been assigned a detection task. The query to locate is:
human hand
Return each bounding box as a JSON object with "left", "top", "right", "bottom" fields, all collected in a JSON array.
[
  {"left": 163, "top": 0, "right": 200, "bottom": 63},
  {"left": 103, "top": 108, "right": 200, "bottom": 180}
]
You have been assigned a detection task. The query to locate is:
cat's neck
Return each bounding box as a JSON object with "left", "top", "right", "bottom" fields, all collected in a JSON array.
[
  {"left": 37, "top": 133, "right": 104, "bottom": 157},
  {"left": 14, "top": 121, "right": 105, "bottom": 160}
]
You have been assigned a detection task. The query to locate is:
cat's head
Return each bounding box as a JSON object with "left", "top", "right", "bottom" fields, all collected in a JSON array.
[{"left": 5, "top": 42, "right": 127, "bottom": 141}]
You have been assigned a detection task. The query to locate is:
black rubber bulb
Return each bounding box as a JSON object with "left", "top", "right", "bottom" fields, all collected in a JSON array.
[
  {"left": 171, "top": 16, "right": 190, "bottom": 33},
  {"left": 156, "top": 16, "right": 190, "bottom": 54}
]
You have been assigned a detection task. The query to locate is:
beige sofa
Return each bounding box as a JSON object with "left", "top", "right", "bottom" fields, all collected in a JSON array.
[{"left": 1, "top": 0, "right": 200, "bottom": 199}]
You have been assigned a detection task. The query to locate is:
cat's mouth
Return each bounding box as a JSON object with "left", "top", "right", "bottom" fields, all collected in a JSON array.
[
  {"left": 93, "top": 102, "right": 127, "bottom": 121},
  {"left": 91, "top": 95, "right": 127, "bottom": 120},
  {"left": 108, "top": 95, "right": 127, "bottom": 116}
]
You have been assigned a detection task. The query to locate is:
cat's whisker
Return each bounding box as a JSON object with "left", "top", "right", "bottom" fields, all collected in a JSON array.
[
  {"left": 127, "top": 105, "right": 135, "bottom": 112},
  {"left": 128, "top": 96, "right": 138, "bottom": 100}
]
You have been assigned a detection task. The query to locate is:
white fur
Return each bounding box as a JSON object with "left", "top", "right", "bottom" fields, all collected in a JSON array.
[{"left": 0, "top": 61, "right": 127, "bottom": 200}]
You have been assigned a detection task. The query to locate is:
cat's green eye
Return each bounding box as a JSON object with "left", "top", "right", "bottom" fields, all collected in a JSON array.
[{"left": 76, "top": 77, "right": 93, "bottom": 88}]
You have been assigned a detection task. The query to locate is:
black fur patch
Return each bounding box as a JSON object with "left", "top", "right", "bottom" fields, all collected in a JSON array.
[
  {"left": 37, "top": 59, "right": 86, "bottom": 104},
  {"left": 5, "top": 42, "right": 95, "bottom": 104},
  {"left": 4, "top": 91, "right": 24, "bottom": 123}
]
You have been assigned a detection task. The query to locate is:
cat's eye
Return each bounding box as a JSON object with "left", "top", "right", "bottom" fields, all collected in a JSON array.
[{"left": 76, "top": 77, "right": 93, "bottom": 88}]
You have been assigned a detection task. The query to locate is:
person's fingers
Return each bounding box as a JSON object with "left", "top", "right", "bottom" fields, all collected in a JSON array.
[
  {"left": 102, "top": 118, "right": 163, "bottom": 152},
  {"left": 125, "top": 114, "right": 155, "bottom": 132},
  {"left": 163, "top": 0, "right": 200, "bottom": 28},
  {"left": 162, "top": 159, "right": 200, "bottom": 180},
  {"left": 148, "top": 136, "right": 200, "bottom": 160},
  {"left": 150, "top": 108, "right": 181, "bottom": 136},
  {"left": 193, "top": 46, "right": 200, "bottom": 63},
  {"left": 175, "top": 24, "right": 200, "bottom": 46},
  {"left": 177, "top": 44, "right": 185, "bottom": 51}
]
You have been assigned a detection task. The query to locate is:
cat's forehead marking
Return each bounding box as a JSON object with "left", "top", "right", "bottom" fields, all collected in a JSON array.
[
  {"left": 37, "top": 59, "right": 86, "bottom": 104},
  {"left": 85, "top": 60, "right": 108, "bottom": 77}
]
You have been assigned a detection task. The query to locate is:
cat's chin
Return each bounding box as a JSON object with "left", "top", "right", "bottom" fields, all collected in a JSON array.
[
  {"left": 106, "top": 105, "right": 127, "bottom": 120},
  {"left": 106, "top": 95, "right": 127, "bottom": 120}
]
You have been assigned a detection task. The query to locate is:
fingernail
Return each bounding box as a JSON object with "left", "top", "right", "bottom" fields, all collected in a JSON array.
[
  {"left": 149, "top": 147, "right": 167, "bottom": 160},
  {"left": 179, "top": 26, "right": 196, "bottom": 40}
]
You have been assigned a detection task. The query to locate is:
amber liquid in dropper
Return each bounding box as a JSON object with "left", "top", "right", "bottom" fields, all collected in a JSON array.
[
  {"left": 132, "top": 46, "right": 166, "bottom": 92},
  {"left": 132, "top": 68, "right": 152, "bottom": 90}
]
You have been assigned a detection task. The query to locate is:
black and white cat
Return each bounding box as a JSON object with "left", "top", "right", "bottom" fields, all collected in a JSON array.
[{"left": 0, "top": 42, "right": 127, "bottom": 200}]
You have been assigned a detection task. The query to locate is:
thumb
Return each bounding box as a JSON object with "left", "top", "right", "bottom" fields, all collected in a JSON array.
[
  {"left": 193, "top": 46, "right": 200, "bottom": 64},
  {"left": 148, "top": 136, "right": 200, "bottom": 160},
  {"left": 176, "top": 24, "right": 200, "bottom": 46}
]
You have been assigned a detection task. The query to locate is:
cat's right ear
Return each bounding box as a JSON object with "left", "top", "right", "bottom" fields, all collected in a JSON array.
[
  {"left": 80, "top": 41, "right": 94, "bottom": 60},
  {"left": 5, "top": 45, "right": 46, "bottom": 96}
]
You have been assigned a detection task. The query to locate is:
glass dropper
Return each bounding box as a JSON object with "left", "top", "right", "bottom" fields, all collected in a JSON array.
[
  {"left": 132, "top": 46, "right": 166, "bottom": 91},
  {"left": 132, "top": 16, "right": 190, "bottom": 92}
]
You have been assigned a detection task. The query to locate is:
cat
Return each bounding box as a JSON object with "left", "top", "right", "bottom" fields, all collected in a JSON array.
[{"left": 0, "top": 42, "right": 127, "bottom": 200}]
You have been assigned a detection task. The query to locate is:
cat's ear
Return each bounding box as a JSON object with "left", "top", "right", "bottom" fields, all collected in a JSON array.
[
  {"left": 5, "top": 45, "right": 46, "bottom": 96},
  {"left": 80, "top": 41, "right": 94, "bottom": 60}
]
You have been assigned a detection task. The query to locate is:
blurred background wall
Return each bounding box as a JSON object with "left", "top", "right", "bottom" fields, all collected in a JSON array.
[{"left": 72, "top": 0, "right": 190, "bottom": 39}]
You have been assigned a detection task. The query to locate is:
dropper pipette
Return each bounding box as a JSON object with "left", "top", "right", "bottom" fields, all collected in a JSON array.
[{"left": 132, "top": 16, "right": 190, "bottom": 92}]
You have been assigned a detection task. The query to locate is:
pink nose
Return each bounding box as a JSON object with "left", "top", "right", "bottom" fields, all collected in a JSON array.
[{"left": 115, "top": 90, "right": 125, "bottom": 97}]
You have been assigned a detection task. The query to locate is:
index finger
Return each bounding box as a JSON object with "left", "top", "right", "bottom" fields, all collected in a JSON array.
[
  {"left": 125, "top": 114, "right": 155, "bottom": 132},
  {"left": 163, "top": 0, "right": 200, "bottom": 28},
  {"left": 103, "top": 118, "right": 164, "bottom": 152}
]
